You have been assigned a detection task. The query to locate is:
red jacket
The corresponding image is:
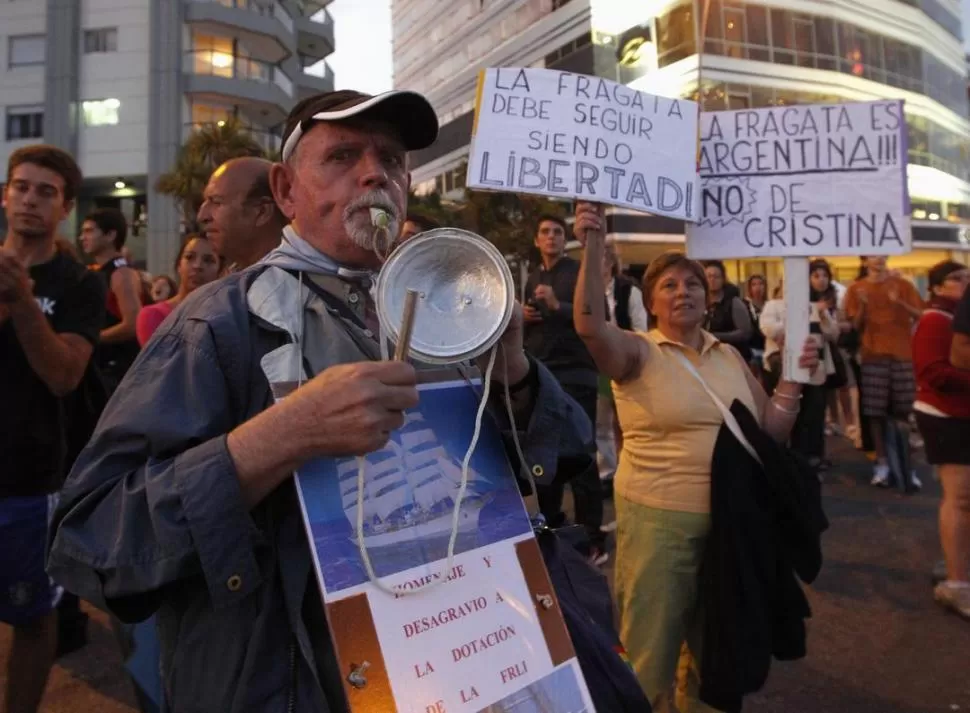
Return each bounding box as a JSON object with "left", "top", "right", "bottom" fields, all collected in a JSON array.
[{"left": 912, "top": 297, "right": 970, "bottom": 419}]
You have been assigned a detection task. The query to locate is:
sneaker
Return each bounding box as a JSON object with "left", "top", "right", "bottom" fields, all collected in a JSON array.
[
  {"left": 910, "top": 471, "right": 922, "bottom": 491},
  {"left": 871, "top": 463, "right": 891, "bottom": 488},
  {"left": 600, "top": 521, "right": 618, "bottom": 534},
  {"left": 587, "top": 548, "right": 610, "bottom": 567},
  {"left": 934, "top": 581, "right": 970, "bottom": 620},
  {"left": 932, "top": 559, "right": 948, "bottom": 584},
  {"left": 909, "top": 432, "right": 924, "bottom": 449}
]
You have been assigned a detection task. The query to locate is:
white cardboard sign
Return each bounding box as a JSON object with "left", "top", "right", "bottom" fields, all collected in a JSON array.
[
  {"left": 293, "top": 378, "right": 595, "bottom": 713},
  {"left": 467, "top": 67, "right": 700, "bottom": 221},
  {"left": 687, "top": 100, "right": 911, "bottom": 259}
]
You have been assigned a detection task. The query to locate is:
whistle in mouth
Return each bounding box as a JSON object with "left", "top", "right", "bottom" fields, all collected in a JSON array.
[{"left": 370, "top": 207, "right": 391, "bottom": 229}]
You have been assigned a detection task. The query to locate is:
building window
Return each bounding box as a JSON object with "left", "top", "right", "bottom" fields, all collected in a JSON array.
[
  {"left": 82, "top": 98, "right": 121, "bottom": 126},
  {"left": 5, "top": 106, "right": 43, "bottom": 140},
  {"left": 8, "top": 34, "right": 45, "bottom": 67},
  {"left": 84, "top": 28, "right": 118, "bottom": 54},
  {"left": 745, "top": 5, "right": 769, "bottom": 61},
  {"left": 656, "top": 2, "right": 696, "bottom": 67},
  {"left": 722, "top": 7, "right": 746, "bottom": 59},
  {"left": 190, "top": 33, "right": 237, "bottom": 78},
  {"left": 688, "top": 79, "right": 970, "bottom": 183},
  {"left": 657, "top": 1, "right": 969, "bottom": 115},
  {"left": 792, "top": 16, "right": 816, "bottom": 68},
  {"left": 191, "top": 103, "right": 235, "bottom": 126}
]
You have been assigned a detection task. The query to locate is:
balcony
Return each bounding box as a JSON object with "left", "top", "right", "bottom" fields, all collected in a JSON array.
[
  {"left": 185, "top": 0, "right": 296, "bottom": 63},
  {"left": 183, "top": 50, "right": 295, "bottom": 123},
  {"left": 295, "top": 60, "right": 334, "bottom": 99},
  {"left": 281, "top": 0, "right": 333, "bottom": 17},
  {"left": 294, "top": 7, "right": 334, "bottom": 60}
]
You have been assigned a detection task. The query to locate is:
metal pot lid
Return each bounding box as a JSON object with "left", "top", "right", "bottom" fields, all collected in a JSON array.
[{"left": 376, "top": 228, "right": 514, "bottom": 365}]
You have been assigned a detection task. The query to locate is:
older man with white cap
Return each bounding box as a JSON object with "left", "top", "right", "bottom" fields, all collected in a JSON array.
[{"left": 47, "top": 90, "right": 592, "bottom": 712}]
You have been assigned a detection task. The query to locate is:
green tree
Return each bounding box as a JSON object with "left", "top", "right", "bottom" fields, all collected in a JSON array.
[
  {"left": 156, "top": 118, "right": 266, "bottom": 230},
  {"left": 407, "top": 190, "right": 462, "bottom": 230},
  {"left": 407, "top": 186, "right": 567, "bottom": 259},
  {"left": 458, "top": 190, "right": 567, "bottom": 258}
]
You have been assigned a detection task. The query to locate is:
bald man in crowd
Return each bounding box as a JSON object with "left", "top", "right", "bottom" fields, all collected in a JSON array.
[{"left": 197, "top": 157, "right": 288, "bottom": 271}]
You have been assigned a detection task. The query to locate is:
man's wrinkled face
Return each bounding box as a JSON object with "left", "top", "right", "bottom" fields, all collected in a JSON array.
[
  {"left": 3, "top": 163, "right": 71, "bottom": 240},
  {"left": 197, "top": 166, "right": 262, "bottom": 264},
  {"left": 274, "top": 120, "right": 409, "bottom": 268}
]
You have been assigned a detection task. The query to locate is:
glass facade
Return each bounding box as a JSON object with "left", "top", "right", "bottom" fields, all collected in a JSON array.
[
  {"left": 656, "top": 0, "right": 969, "bottom": 116},
  {"left": 894, "top": 0, "right": 962, "bottom": 40},
  {"left": 393, "top": 0, "right": 549, "bottom": 94},
  {"left": 687, "top": 82, "right": 970, "bottom": 184},
  {"left": 186, "top": 33, "right": 292, "bottom": 91},
  {"left": 187, "top": 103, "right": 282, "bottom": 153}
]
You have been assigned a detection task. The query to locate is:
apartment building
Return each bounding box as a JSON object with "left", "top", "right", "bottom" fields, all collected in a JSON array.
[
  {"left": 0, "top": 0, "right": 335, "bottom": 274},
  {"left": 392, "top": 0, "right": 970, "bottom": 281}
]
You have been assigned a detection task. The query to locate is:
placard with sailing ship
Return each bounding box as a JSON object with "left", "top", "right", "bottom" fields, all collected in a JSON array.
[{"left": 294, "top": 376, "right": 595, "bottom": 713}]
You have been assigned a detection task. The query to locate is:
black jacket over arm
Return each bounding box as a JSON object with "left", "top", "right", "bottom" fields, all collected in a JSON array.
[{"left": 699, "top": 401, "right": 828, "bottom": 713}]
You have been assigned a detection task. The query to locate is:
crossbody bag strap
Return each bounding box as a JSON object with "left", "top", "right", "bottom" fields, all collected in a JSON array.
[{"left": 672, "top": 350, "right": 763, "bottom": 466}]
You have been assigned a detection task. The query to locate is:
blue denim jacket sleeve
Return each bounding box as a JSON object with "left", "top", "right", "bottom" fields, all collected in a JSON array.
[
  {"left": 489, "top": 357, "right": 594, "bottom": 487},
  {"left": 47, "top": 316, "right": 265, "bottom": 620}
]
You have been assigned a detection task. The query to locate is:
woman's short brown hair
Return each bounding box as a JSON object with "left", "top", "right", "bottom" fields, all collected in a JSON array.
[{"left": 641, "top": 250, "right": 709, "bottom": 315}]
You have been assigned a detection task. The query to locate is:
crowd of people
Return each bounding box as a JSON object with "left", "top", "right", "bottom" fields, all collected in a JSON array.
[{"left": 1, "top": 86, "right": 969, "bottom": 713}]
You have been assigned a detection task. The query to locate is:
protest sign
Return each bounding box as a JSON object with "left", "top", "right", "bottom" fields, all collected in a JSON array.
[
  {"left": 467, "top": 67, "right": 700, "bottom": 221},
  {"left": 687, "top": 100, "right": 910, "bottom": 259},
  {"left": 294, "top": 375, "right": 594, "bottom": 713}
]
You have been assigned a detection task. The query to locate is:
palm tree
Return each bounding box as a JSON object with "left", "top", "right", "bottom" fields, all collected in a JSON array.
[{"left": 156, "top": 118, "right": 266, "bottom": 230}]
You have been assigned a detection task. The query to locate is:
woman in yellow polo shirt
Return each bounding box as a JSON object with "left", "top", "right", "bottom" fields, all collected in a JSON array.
[{"left": 571, "top": 203, "right": 818, "bottom": 712}]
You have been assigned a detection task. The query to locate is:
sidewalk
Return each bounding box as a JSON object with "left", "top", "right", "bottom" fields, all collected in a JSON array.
[
  {"left": 0, "top": 604, "right": 137, "bottom": 712},
  {"left": 734, "top": 437, "right": 970, "bottom": 713},
  {"left": 2, "top": 436, "right": 968, "bottom": 712}
]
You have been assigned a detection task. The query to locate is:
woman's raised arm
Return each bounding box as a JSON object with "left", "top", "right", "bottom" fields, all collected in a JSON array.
[{"left": 573, "top": 202, "right": 647, "bottom": 383}]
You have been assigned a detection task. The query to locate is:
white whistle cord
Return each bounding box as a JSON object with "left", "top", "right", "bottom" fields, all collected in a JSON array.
[{"left": 355, "top": 345, "right": 499, "bottom": 596}]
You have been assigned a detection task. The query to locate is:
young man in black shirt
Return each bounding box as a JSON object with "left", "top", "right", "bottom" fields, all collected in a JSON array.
[
  {"left": 0, "top": 145, "right": 105, "bottom": 713},
  {"left": 523, "top": 214, "right": 605, "bottom": 564},
  {"left": 80, "top": 206, "right": 141, "bottom": 393}
]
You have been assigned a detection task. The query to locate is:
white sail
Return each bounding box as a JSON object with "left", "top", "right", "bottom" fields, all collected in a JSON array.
[
  {"left": 368, "top": 481, "right": 411, "bottom": 521},
  {"left": 411, "top": 472, "right": 454, "bottom": 511},
  {"left": 339, "top": 409, "right": 491, "bottom": 546}
]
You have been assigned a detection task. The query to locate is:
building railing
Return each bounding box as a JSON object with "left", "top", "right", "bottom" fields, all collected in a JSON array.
[
  {"left": 190, "top": 0, "right": 294, "bottom": 33},
  {"left": 184, "top": 50, "right": 294, "bottom": 97},
  {"left": 273, "top": 66, "right": 293, "bottom": 95},
  {"left": 272, "top": 1, "right": 294, "bottom": 33}
]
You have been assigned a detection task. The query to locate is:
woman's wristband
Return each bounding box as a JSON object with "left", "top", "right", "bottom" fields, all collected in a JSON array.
[{"left": 771, "top": 400, "right": 800, "bottom": 415}]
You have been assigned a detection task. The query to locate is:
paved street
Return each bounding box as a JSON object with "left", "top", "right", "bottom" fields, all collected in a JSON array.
[
  {"left": 743, "top": 438, "right": 970, "bottom": 713},
  {"left": 2, "top": 437, "right": 969, "bottom": 712}
]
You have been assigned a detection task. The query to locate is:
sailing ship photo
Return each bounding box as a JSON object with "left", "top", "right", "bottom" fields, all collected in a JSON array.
[
  {"left": 296, "top": 378, "right": 534, "bottom": 596},
  {"left": 476, "top": 664, "right": 589, "bottom": 713}
]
